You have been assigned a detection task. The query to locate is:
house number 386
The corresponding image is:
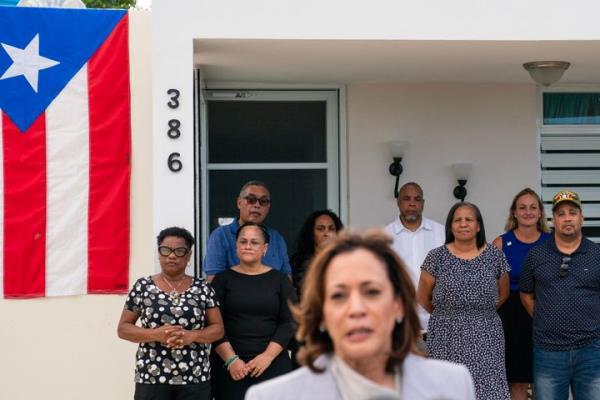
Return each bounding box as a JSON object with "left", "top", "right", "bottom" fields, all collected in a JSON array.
[{"left": 166, "top": 89, "right": 182, "bottom": 172}]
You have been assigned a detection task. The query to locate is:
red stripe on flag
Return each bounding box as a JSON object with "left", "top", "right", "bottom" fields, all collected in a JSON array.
[
  {"left": 86, "top": 14, "right": 131, "bottom": 294},
  {"left": 2, "top": 113, "right": 47, "bottom": 298}
]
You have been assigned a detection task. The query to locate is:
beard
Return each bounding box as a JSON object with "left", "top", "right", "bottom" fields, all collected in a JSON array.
[{"left": 403, "top": 214, "right": 419, "bottom": 222}]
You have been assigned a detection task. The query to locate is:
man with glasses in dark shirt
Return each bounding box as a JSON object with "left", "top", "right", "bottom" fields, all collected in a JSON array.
[
  {"left": 204, "top": 180, "right": 291, "bottom": 282},
  {"left": 520, "top": 190, "right": 600, "bottom": 399}
]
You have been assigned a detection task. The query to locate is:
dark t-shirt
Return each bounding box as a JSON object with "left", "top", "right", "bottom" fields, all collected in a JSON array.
[
  {"left": 520, "top": 236, "right": 600, "bottom": 351},
  {"left": 211, "top": 269, "right": 296, "bottom": 358}
]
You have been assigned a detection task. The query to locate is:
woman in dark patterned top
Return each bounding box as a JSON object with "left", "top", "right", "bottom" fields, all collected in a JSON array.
[
  {"left": 118, "top": 226, "right": 224, "bottom": 400},
  {"left": 210, "top": 222, "right": 296, "bottom": 400}
]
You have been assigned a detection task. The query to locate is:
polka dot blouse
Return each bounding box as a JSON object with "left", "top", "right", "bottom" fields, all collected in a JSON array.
[{"left": 124, "top": 276, "right": 218, "bottom": 385}]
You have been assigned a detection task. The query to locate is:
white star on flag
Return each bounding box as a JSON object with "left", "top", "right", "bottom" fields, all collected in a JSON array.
[{"left": 0, "top": 34, "right": 60, "bottom": 93}]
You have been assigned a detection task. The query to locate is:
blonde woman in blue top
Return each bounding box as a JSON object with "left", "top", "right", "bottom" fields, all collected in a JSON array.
[{"left": 493, "top": 188, "right": 551, "bottom": 400}]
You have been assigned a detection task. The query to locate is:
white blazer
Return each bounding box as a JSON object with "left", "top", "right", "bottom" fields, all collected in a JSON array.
[{"left": 245, "top": 353, "right": 476, "bottom": 400}]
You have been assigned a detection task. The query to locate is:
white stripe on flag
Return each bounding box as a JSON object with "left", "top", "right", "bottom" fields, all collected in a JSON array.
[
  {"left": 45, "top": 66, "right": 90, "bottom": 297},
  {"left": 0, "top": 111, "right": 3, "bottom": 299}
]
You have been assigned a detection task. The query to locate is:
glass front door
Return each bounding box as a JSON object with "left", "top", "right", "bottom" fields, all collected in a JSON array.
[{"left": 198, "top": 90, "right": 340, "bottom": 266}]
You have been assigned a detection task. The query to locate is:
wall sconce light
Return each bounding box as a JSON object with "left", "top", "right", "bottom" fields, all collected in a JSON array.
[
  {"left": 523, "top": 61, "right": 570, "bottom": 87},
  {"left": 388, "top": 141, "right": 408, "bottom": 198},
  {"left": 452, "top": 163, "right": 472, "bottom": 202}
]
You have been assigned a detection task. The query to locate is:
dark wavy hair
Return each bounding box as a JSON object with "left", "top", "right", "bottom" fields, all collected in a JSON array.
[
  {"left": 156, "top": 226, "right": 194, "bottom": 249},
  {"left": 291, "top": 210, "right": 343, "bottom": 266},
  {"left": 444, "top": 202, "right": 486, "bottom": 249},
  {"left": 294, "top": 230, "right": 422, "bottom": 374}
]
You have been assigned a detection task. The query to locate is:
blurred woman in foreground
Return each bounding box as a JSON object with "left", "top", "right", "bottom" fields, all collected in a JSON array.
[{"left": 246, "top": 230, "right": 475, "bottom": 400}]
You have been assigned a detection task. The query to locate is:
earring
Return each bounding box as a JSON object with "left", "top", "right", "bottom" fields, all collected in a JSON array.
[
  {"left": 395, "top": 316, "right": 404, "bottom": 324},
  {"left": 319, "top": 323, "right": 326, "bottom": 333}
]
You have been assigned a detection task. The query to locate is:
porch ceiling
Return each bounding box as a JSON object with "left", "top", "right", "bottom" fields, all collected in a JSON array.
[{"left": 194, "top": 39, "right": 600, "bottom": 85}]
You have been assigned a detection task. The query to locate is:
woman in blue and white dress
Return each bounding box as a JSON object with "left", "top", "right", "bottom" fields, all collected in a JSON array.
[{"left": 418, "top": 202, "right": 511, "bottom": 400}]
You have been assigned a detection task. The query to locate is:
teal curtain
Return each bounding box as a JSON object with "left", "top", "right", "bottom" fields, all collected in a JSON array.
[{"left": 544, "top": 93, "right": 600, "bottom": 125}]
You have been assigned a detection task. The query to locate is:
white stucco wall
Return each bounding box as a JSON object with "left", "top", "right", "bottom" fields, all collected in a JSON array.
[
  {"left": 152, "top": 1, "right": 195, "bottom": 236},
  {"left": 153, "top": 0, "right": 600, "bottom": 239},
  {"left": 0, "top": 11, "right": 152, "bottom": 400},
  {"left": 347, "top": 83, "right": 540, "bottom": 238}
]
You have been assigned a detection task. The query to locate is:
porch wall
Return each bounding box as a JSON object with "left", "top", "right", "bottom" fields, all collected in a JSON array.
[
  {"left": 0, "top": 11, "right": 152, "bottom": 400},
  {"left": 347, "top": 83, "right": 539, "bottom": 238}
]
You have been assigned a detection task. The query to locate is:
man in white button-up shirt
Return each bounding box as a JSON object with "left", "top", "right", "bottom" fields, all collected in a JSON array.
[{"left": 384, "top": 182, "right": 445, "bottom": 337}]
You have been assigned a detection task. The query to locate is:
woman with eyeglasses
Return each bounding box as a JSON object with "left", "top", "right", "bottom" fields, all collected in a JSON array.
[
  {"left": 118, "top": 226, "right": 224, "bottom": 400},
  {"left": 492, "top": 188, "right": 551, "bottom": 400},
  {"left": 210, "top": 222, "right": 296, "bottom": 400}
]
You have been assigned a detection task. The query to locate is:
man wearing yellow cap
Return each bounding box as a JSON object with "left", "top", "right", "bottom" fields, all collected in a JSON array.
[{"left": 520, "top": 190, "right": 600, "bottom": 399}]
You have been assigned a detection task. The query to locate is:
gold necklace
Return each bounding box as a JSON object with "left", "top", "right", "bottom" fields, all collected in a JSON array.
[{"left": 162, "top": 274, "right": 186, "bottom": 305}]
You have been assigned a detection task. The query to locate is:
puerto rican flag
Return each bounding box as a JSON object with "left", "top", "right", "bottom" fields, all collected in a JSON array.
[{"left": 0, "top": 6, "right": 130, "bottom": 298}]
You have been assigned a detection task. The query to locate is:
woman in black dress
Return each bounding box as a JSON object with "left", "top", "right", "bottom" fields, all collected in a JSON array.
[{"left": 210, "top": 222, "right": 296, "bottom": 400}]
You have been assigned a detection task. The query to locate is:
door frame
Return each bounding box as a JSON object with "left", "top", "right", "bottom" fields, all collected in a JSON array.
[{"left": 196, "top": 82, "right": 348, "bottom": 263}]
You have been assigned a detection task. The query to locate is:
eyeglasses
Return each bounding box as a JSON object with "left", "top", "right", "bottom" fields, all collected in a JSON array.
[
  {"left": 237, "top": 239, "right": 266, "bottom": 248},
  {"left": 244, "top": 196, "right": 271, "bottom": 207},
  {"left": 158, "top": 246, "right": 189, "bottom": 257},
  {"left": 559, "top": 256, "right": 571, "bottom": 278}
]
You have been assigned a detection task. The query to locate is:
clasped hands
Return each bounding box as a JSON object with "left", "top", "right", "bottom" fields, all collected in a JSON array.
[
  {"left": 154, "top": 325, "right": 194, "bottom": 349},
  {"left": 228, "top": 353, "right": 274, "bottom": 381}
]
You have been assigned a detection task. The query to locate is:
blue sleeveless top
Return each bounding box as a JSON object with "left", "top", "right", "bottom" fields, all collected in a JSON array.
[{"left": 501, "top": 230, "right": 551, "bottom": 291}]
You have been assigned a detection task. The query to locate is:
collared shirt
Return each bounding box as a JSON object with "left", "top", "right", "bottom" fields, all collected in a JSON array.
[
  {"left": 331, "top": 355, "right": 401, "bottom": 400},
  {"left": 384, "top": 216, "right": 445, "bottom": 332},
  {"left": 520, "top": 235, "right": 600, "bottom": 351},
  {"left": 203, "top": 219, "right": 292, "bottom": 276}
]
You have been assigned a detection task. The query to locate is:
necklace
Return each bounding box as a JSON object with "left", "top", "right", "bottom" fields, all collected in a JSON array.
[{"left": 161, "top": 274, "right": 186, "bottom": 305}]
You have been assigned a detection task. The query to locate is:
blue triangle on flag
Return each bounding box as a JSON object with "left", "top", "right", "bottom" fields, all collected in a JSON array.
[{"left": 0, "top": 6, "right": 126, "bottom": 132}]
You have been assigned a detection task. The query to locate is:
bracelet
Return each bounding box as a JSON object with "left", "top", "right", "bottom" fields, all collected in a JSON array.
[{"left": 224, "top": 355, "right": 239, "bottom": 370}]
